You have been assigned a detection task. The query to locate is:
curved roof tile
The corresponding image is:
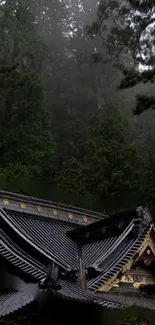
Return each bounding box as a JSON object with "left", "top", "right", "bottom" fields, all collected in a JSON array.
[
  {"left": 1, "top": 209, "right": 78, "bottom": 270},
  {"left": 0, "top": 229, "right": 46, "bottom": 281}
]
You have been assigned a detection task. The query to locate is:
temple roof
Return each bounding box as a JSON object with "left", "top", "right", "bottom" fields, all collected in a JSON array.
[
  {"left": 0, "top": 190, "right": 155, "bottom": 318},
  {"left": 0, "top": 290, "right": 34, "bottom": 318}
]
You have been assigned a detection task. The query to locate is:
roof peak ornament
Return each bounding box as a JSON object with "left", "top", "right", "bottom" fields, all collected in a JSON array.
[{"left": 136, "top": 206, "right": 152, "bottom": 225}]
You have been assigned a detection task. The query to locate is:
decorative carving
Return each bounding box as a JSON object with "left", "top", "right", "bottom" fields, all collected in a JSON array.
[
  {"left": 138, "top": 248, "right": 155, "bottom": 266},
  {"left": 118, "top": 268, "right": 155, "bottom": 289},
  {"left": 96, "top": 224, "right": 154, "bottom": 292},
  {"left": 134, "top": 224, "right": 155, "bottom": 264},
  {"left": 136, "top": 206, "right": 152, "bottom": 223},
  {"left": 97, "top": 272, "right": 120, "bottom": 292},
  {"left": 143, "top": 207, "right": 152, "bottom": 224},
  {"left": 39, "top": 263, "right": 61, "bottom": 291}
]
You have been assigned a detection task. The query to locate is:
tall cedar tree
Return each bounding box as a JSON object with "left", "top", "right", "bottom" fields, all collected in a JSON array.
[
  {"left": 56, "top": 104, "right": 140, "bottom": 200},
  {"left": 0, "top": 0, "right": 57, "bottom": 179}
]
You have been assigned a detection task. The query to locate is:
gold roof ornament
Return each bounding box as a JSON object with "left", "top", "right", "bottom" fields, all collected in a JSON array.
[
  {"left": 68, "top": 212, "right": 73, "bottom": 220},
  {"left": 83, "top": 216, "right": 88, "bottom": 223},
  {"left": 37, "top": 206, "right": 42, "bottom": 212},
  {"left": 3, "top": 199, "right": 9, "bottom": 206},
  {"left": 53, "top": 209, "right": 58, "bottom": 216},
  {"left": 20, "top": 202, "right": 26, "bottom": 209},
  {"left": 118, "top": 221, "right": 124, "bottom": 229}
]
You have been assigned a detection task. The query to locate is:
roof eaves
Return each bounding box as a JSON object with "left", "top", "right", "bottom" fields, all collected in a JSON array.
[{"left": 0, "top": 290, "right": 34, "bottom": 318}]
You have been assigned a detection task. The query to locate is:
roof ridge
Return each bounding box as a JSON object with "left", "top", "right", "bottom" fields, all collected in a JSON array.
[{"left": 0, "top": 190, "right": 106, "bottom": 219}]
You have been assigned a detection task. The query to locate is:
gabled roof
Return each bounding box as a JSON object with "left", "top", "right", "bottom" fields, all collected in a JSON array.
[
  {"left": 84, "top": 223, "right": 151, "bottom": 291},
  {"left": 0, "top": 190, "right": 155, "bottom": 318}
]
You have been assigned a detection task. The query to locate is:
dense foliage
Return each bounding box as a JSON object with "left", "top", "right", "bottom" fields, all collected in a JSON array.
[
  {"left": 87, "top": 0, "right": 155, "bottom": 114},
  {"left": 0, "top": 0, "right": 155, "bottom": 217}
]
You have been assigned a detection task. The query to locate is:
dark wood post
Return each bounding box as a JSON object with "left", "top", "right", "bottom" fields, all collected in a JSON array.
[{"left": 78, "top": 245, "right": 86, "bottom": 290}]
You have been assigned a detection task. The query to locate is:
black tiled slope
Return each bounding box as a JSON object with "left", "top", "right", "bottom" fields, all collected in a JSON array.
[
  {"left": 0, "top": 229, "right": 47, "bottom": 280},
  {"left": 0, "top": 290, "right": 34, "bottom": 317},
  {"left": 2, "top": 210, "right": 78, "bottom": 270},
  {"left": 82, "top": 237, "right": 117, "bottom": 268},
  {"left": 82, "top": 220, "right": 135, "bottom": 269}
]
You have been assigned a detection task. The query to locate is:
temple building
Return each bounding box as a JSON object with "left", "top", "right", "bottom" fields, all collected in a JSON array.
[{"left": 0, "top": 190, "right": 155, "bottom": 324}]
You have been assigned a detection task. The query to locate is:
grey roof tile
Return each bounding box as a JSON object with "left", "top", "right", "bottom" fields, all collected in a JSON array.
[
  {"left": 0, "top": 229, "right": 47, "bottom": 281},
  {"left": 0, "top": 290, "right": 34, "bottom": 317},
  {"left": 1, "top": 209, "right": 78, "bottom": 270}
]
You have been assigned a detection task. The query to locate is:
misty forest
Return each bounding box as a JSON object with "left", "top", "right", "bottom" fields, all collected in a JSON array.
[
  {"left": 0, "top": 0, "right": 155, "bottom": 216},
  {"left": 1, "top": 1, "right": 155, "bottom": 325}
]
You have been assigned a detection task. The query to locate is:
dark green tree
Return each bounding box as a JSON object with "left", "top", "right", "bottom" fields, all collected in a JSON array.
[
  {"left": 56, "top": 103, "right": 140, "bottom": 201},
  {"left": 87, "top": 0, "right": 155, "bottom": 114},
  {"left": 0, "top": 0, "right": 57, "bottom": 180}
]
